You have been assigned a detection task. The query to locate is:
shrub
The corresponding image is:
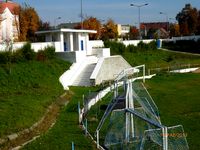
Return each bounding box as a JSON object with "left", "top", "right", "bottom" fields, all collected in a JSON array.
[
  {"left": 36, "top": 46, "right": 55, "bottom": 61},
  {"left": 36, "top": 50, "right": 46, "bottom": 61},
  {"left": 148, "top": 41, "right": 157, "bottom": 50},
  {"left": 12, "top": 49, "right": 24, "bottom": 63},
  {"left": 20, "top": 42, "right": 35, "bottom": 61},
  {"left": 126, "top": 45, "right": 137, "bottom": 53},
  {"left": 0, "top": 51, "right": 10, "bottom": 64},
  {"left": 43, "top": 46, "right": 55, "bottom": 59},
  {"left": 104, "top": 40, "right": 126, "bottom": 54}
]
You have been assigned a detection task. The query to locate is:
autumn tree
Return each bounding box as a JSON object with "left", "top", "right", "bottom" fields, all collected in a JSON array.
[
  {"left": 169, "top": 23, "right": 180, "bottom": 37},
  {"left": 75, "top": 17, "right": 101, "bottom": 40},
  {"left": 176, "top": 4, "right": 198, "bottom": 35},
  {"left": 196, "top": 11, "right": 200, "bottom": 34},
  {"left": 19, "top": 4, "right": 40, "bottom": 41},
  {"left": 101, "top": 19, "right": 118, "bottom": 40},
  {"left": 129, "top": 26, "right": 139, "bottom": 40},
  {"left": 38, "top": 20, "right": 50, "bottom": 31}
]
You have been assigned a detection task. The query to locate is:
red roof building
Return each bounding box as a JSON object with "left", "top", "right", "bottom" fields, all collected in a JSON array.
[
  {"left": 141, "top": 22, "right": 169, "bottom": 31},
  {"left": 0, "top": 0, "right": 20, "bottom": 42},
  {"left": 0, "top": 0, "right": 19, "bottom": 14}
]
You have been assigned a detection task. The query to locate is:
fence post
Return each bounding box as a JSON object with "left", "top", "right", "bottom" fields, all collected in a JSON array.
[
  {"left": 97, "top": 130, "right": 99, "bottom": 149},
  {"left": 148, "top": 69, "right": 150, "bottom": 76},
  {"left": 72, "top": 141, "right": 75, "bottom": 150},
  {"left": 85, "top": 119, "right": 88, "bottom": 136},
  {"left": 78, "top": 102, "right": 81, "bottom": 124},
  {"left": 162, "top": 127, "right": 168, "bottom": 150},
  {"left": 143, "top": 65, "right": 145, "bottom": 83},
  {"left": 82, "top": 94, "right": 85, "bottom": 107}
]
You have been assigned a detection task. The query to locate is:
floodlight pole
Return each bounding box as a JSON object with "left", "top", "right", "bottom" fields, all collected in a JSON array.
[
  {"left": 54, "top": 17, "right": 61, "bottom": 29},
  {"left": 160, "top": 12, "right": 169, "bottom": 32},
  {"left": 130, "top": 3, "right": 148, "bottom": 39},
  {"left": 81, "top": 0, "right": 83, "bottom": 29}
]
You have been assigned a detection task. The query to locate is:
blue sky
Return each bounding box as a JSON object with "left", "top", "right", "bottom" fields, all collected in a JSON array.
[{"left": 15, "top": 0, "right": 200, "bottom": 26}]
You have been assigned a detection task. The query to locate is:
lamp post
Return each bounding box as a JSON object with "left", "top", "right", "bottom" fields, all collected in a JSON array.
[
  {"left": 130, "top": 3, "right": 148, "bottom": 39},
  {"left": 160, "top": 12, "right": 169, "bottom": 32},
  {"left": 80, "top": 0, "right": 83, "bottom": 29},
  {"left": 54, "top": 17, "right": 61, "bottom": 29}
]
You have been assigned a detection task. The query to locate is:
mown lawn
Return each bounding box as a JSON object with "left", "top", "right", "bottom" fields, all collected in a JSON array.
[
  {"left": 85, "top": 73, "right": 200, "bottom": 150},
  {"left": 146, "top": 73, "right": 200, "bottom": 150},
  {"left": 121, "top": 49, "right": 200, "bottom": 69},
  {"left": 0, "top": 59, "right": 71, "bottom": 137},
  {"left": 23, "top": 86, "right": 98, "bottom": 150}
]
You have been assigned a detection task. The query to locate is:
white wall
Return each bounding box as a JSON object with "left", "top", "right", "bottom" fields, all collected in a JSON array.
[
  {"left": 91, "top": 48, "right": 110, "bottom": 57},
  {"left": 122, "top": 39, "right": 155, "bottom": 47},
  {"left": 0, "top": 42, "right": 61, "bottom": 52},
  {"left": 171, "top": 35, "right": 200, "bottom": 41},
  {"left": 89, "top": 40, "right": 104, "bottom": 48}
]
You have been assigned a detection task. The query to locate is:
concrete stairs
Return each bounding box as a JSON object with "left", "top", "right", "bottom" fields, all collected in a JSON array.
[
  {"left": 72, "top": 63, "right": 97, "bottom": 86},
  {"left": 71, "top": 55, "right": 98, "bottom": 86}
]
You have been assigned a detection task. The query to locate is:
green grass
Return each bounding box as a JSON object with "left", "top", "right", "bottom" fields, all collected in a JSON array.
[
  {"left": 106, "top": 41, "right": 200, "bottom": 69},
  {"left": 22, "top": 86, "right": 98, "bottom": 150},
  {"left": 85, "top": 73, "right": 200, "bottom": 150},
  {"left": 121, "top": 49, "right": 200, "bottom": 69},
  {"left": 146, "top": 73, "right": 200, "bottom": 150},
  {"left": 0, "top": 59, "right": 71, "bottom": 137}
]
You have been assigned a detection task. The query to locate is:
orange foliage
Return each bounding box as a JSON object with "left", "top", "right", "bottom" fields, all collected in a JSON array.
[
  {"left": 75, "top": 17, "right": 101, "bottom": 40},
  {"left": 19, "top": 5, "right": 40, "bottom": 41}
]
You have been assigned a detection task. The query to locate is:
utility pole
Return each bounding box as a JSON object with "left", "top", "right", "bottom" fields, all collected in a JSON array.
[
  {"left": 130, "top": 3, "right": 148, "bottom": 40},
  {"left": 81, "top": 0, "right": 83, "bottom": 29}
]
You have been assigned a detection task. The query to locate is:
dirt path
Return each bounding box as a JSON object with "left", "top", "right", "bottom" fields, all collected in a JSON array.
[{"left": 0, "top": 92, "right": 71, "bottom": 150}]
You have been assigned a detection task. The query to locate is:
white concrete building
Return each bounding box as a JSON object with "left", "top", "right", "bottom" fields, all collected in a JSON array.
[
  {"left": 36, "top": 28, "right": 97, "bottom": 52},
  {"left": 36, "top": 28, "right": 100, "bottom": 62},
  {"left": 0, "top": 1, "right": 19, "bottom": 42}
]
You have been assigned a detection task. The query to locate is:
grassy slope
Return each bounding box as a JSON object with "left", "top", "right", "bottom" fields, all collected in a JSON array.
[
  {"left": 23, "top": 87, "right": 98, "bottom": 150},
  {"left": 120, "top": 49, "right": 200, "bottom": 69},
  {"left": 0, "top": 59, "right": 71, "bottom": 137},
  {"left": 146, "top": 73, "right": 200, "bottom": 150}
]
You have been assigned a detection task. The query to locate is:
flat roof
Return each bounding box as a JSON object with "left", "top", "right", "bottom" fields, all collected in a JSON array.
[{"left": 36, "top": 28, "right": 97, "bottom": 34}]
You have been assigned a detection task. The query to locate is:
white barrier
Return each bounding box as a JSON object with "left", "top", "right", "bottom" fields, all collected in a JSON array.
[
  {"left": 122, "top": 39, "right": 155, "bottom": 47},
  {"left": 0, "top": 42, "right": 61, "bottom": 52}
]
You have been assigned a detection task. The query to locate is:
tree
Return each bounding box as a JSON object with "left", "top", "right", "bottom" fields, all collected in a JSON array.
[
  {"left": 169, "top": 23, "right": 180, "bottom": 37},
  {"left": 176, "top": 4, "right": 198, "bottom": 35},
  {"left": 19, "top": 4, "right": 40, "bottom": 41},
  {"left": 196, "top": 11, "right": 200, "bottom": 34},
  {"left": 38, "top": 20, "right": 50, "bottom": 31},
  {"left": 129, "top": 26, "right": 139, "bottom": 40},
  {"left": 75, "top": 17, "right": 101, "bottom": 40},
  {"left": 101, "top": 19, "right": 118, "bottom": 40}
]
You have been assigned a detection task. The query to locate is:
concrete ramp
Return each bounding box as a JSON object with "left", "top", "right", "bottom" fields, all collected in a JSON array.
[{"left": 90, "top": 55, "right": 132, "bottom": 85}]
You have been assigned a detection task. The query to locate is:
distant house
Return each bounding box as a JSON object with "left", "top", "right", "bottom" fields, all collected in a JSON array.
[
  {"left": 155, "top": 28, "right": 169, "bottom": 39},
  {"left": 141, "top": 22, "right": 169, "bottom": 38},
  {"left": 141, "top": 22, "right": 169, "bottom": 31},
  {"left": 117, "top": 24, "right": 130, "bottom": 36},
  {"left": 0, "top": 0, "right": 19, "bottom": 43}
]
